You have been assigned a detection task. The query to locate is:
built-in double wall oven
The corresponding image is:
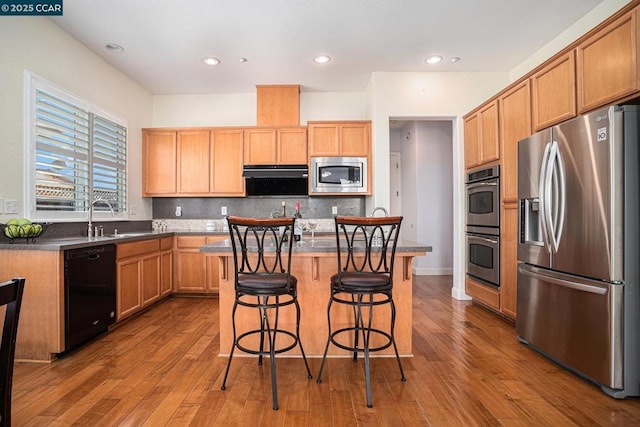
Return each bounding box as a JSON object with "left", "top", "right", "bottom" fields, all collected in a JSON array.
[{"left": 465, "top": 165, "right": 500, "bottom": 288}]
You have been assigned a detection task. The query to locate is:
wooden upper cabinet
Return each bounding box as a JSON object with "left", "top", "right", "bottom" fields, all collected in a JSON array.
[
  {"left": 143, "top": 127, "right": 245, "bottom": 197},
  {"left": 464, "top": 100, "right": 499, "bottom": 169},
  {"left": 479, "top": 101, "right": 499, "bottom": 164},
  {"left": 308, "top": 123, "right": 339, "bottom": 155},
  {"left": 499, "top": 80, "right": 532, "bottom": 203},
  {"left": 464, "top": 115, "right": 480, "bottom": 169},
  {"left": 244, "top": 127, "right": 307, "bottom": 165},
  {"left": 277, "top": 128, "right": 307, "bottom": 164},
  {"left": 308, "top": 121, "right": 371, "bottom": 157},
  {"left": 340, "top": 123, "right": 370, "bottom": 156},
  {"left": 577, "top": 8, "right": 640, "bottom": 113},
  {"left": 244, "top": 128, "right": 277, "bottom": 164},
  {"left": 211, "top": 129, "right": 245, "bottom": 195},
  {"left": 256, "top": 85, "right": 300, "bottom": 126},
  {"left": 531, "top": 51, "right": 577, "bottom": 131},
  {"left": 177, "top": 130, "right": 210, "bottom": 194},
  {"left": 143, "top": 130, "right": 177, "bottom": 195}
]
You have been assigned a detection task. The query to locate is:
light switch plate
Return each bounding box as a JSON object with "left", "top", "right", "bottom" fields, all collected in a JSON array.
[{"left": 4, "top": 200, "right": 17, "bottom": 214}]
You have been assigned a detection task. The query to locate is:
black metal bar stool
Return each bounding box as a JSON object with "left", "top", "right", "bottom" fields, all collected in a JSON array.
[
  {"left": 220, "top": 216, "right": 312, "bottom": 410},
  {"left": 0, "top": 277, "right": 26, "bottom": 427},
  {"left": 316, "top": 215, "right": 405, "bottom": 408}
]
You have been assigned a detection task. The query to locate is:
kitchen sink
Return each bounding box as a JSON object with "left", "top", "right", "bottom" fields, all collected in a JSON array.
[{"left": 106, "top": 232, "right": 153, "bottom": 238}]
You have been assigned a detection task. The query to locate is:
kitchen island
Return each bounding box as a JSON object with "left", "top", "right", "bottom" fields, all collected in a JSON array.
[{"left": 200, "top": 237, "right": 430, "bottom": 357}]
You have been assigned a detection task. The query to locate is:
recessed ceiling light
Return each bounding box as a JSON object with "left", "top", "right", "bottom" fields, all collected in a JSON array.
[
  {"left": 105, "top": 43, "right": 124, "bottom": 53},
  {"left": 425, "top": 55, "right": 443, "bottom": 64},
  {"left": 451, "top": 57, "right": 461, "bottom": 63},
  {"left": 239, "top": 58, "right": 248, "bottom": 63},
  {"left": 203, "top": 57, "right": 220, "bottom": 65},
  {"left": 314, "top": 55, "right": 331, "bottom": 64}
]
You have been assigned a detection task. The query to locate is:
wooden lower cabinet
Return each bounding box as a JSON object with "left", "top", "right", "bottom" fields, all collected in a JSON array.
[
  {"left": 175, "top": 235, "right": 226, "bottom": 293},
  {"left": 466, "top": 277, "right": 500, "bottom": 311},
  {"left": 116, "top": 237, "right": 173, "bottom": 321},
  {"left": 500, "top": 206, "right": 518, "bottom": 319},
  {"left": 117, "top": 257, "right": 143, "bottom": 319},
  {"left": 160, "top": 239, "right": 173, "bottom": 297}
]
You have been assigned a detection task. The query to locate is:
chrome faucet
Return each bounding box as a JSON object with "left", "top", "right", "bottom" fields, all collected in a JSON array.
[
  {"left": 370, "top": 206, "right": 389, "bottom": 217},
  {"left": 88, "top": 198, "right": 115, "bottom": 237}
]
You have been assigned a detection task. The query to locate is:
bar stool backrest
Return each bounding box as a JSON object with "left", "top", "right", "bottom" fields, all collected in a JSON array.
[
  {"left": 227, "top": 216, "right": 296, "bottom": 289},
  {"left": 334, "top": 215, "right": 403, "bottom": 281}
]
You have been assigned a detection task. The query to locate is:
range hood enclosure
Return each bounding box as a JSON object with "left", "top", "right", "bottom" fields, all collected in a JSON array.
[{"left": 256, "top": 85, "right": 300, "bottom": 126}]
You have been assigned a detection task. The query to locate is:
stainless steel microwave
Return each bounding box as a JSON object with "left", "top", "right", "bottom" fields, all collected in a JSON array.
[{"left": 310, "top": 157, "right": 368, "bottom": 194}]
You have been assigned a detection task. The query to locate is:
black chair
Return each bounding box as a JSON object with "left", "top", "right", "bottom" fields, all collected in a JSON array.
[
  {"left": 220, "top": 216, "right": 312, "bottom": 410},
  {"left": 0, "top": 277, "right": 26, "bottom": 427},
  {"left": 316, "top": 215, "right": 405, "bottom": 408}
]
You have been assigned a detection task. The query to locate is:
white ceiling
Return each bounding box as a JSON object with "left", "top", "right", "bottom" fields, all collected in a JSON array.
[{"left": 50, "top": 0, "right": 604, "bottom": 95}]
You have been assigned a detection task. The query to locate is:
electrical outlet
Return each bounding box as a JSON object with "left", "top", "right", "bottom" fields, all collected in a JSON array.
[
  {"left": 4, "top": 200, "right": 17, "bottom": 214},
  {"left": 175, "top": 206, "right": 182, "bottom": 217},
  {"left": 221, "top": 206, "right": 227, "bottom": 215},
  {"left": 129, "top": 204, "right": 136, "bottom": 215},
  {"left": 0, "top": 199, "right": 4, "bottom": 214},
  {"left": 332, "top": 206, "right": 338, "bottom": 215}
]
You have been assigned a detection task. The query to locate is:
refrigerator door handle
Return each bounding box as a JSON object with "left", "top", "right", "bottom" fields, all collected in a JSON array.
[
  {"left": 539, "top": 142, "right": 552, "bottom": 251},
  {"left": 545, "top": 141, "right": 562, "bottom": 253},
  {"left": 554, "top": 143, "right": 566, "bottom": 250},
  {"left": 519, "top": 264, "right": 607, "bottom": 295},
  {"left": 543, "top": 142, "right": 557, "bottom": 252}
]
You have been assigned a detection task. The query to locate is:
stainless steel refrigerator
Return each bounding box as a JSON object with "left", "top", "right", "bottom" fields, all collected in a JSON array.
[{"left": 517, "top": 104, "right": 640, "bottom": 398}]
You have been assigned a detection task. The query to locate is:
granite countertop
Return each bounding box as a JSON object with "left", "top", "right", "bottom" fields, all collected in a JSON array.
[
  {"left": 200, "top": 236, "right": 432, "bottom": 254},
  {"left": 0, "top": 231, "right": 179, "bottom": 250},
  {"left": 0, "top": 224, "right": 432, "bottom": 254}
]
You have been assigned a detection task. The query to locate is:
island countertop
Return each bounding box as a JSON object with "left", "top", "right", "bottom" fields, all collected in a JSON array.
[{"left": 199, "top": 236, "right": 432, "bottom": 254}]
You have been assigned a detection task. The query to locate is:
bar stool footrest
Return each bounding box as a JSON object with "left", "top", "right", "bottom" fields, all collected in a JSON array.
[
  {"left": 236, "top": 328, "right": 300, "bottom": 355},
  {"left": 329, "top": 326, "right": 394, "bottom": 353}
]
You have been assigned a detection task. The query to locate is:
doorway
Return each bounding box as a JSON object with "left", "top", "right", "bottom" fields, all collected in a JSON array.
[{"left": 388, "top": 119, "right": 453, "bottom": 275}]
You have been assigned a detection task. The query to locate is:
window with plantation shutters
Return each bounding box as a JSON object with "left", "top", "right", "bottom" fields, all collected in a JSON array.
[{"left": 26, "top": 72, "right": 127, "bottom": 221}]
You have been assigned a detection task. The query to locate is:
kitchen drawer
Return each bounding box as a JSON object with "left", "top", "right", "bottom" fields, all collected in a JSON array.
[
  {"left": 160, "top": 236, "right": 173, "bottom": 251},
  {"left": 176, "top": 236, "right": 207, "bottom": 249},
  {"left": 117, "top": 239, "right": 160, "bottom": 259}
]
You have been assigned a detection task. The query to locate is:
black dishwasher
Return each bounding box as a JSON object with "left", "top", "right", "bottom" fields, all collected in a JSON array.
[{"left": 64, "top": 244, "right": 116, "bottom": 353}]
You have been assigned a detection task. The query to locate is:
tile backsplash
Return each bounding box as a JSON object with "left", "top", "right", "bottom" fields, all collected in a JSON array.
[
  {"left": 152, "top": 196, "right": 365, "bottom": 221},
  {"left": 154, "top": 218, "right": 336, "bottom": 233}
]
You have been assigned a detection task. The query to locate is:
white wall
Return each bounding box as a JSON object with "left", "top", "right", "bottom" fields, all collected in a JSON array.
[
  {"left": 400, "top": 123, "right": 418, "bottom": 248},
  {"left": 152, "top": 91, "right": 368, "bottom": 127},
  {"left": 0, "top": 17, "right": 154, "bottom": 221},
  {"left": 414, "top": 121, "right": 453, "bottom": 275},
  {"left": 394, "top": 121, "right": 453, "bottom": 275},
  {"left": 510, "top": 0, "right": 632, "bottom": 81}
]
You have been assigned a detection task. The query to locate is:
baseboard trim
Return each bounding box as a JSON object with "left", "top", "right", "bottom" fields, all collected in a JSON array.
[{"left": 413, "top": 267, "right": 453, "bottom": 276}]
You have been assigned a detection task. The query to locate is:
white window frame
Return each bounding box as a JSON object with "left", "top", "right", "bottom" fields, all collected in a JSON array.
[{"left": 24, "top": 71, "right": 128, "bottom": 222}]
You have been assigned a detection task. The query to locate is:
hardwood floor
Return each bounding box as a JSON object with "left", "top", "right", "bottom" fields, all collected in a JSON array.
[{"left": 12, "top": 275, "right": 640, "bottom": 426}]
